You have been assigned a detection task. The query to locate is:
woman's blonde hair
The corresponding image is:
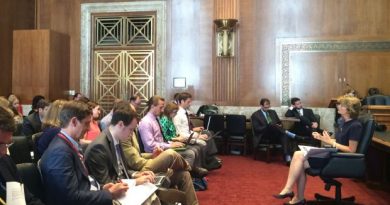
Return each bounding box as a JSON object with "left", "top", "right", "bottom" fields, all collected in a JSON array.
[
  {"left": 163, "top": 102, "right": 179, "bottom": 119},
  {"left": 0, "top": 97, "right": 9, "bottom": 108},
  {"left": 42, "top": 99, "right": 68, "bottom": 129},
  {"left": 337, "top": 96, "right": 361, "bottom": 119}
]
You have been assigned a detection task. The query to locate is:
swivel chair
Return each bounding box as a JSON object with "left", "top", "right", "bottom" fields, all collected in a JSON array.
[{"left": 306, "top": 117, "right": 375, "bottom": 204}]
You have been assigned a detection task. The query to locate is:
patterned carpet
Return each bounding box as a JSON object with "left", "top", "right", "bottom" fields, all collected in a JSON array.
[{"left": 196, "top": 155, "right": 390, "bottom": 205}]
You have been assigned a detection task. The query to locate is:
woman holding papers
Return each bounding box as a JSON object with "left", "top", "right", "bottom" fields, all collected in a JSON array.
[{"left": 274, "top": 96, "right": 362, "bottom": 205}]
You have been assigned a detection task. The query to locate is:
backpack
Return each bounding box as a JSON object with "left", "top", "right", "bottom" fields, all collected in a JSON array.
[
  {"left": 193, "top": 177, "right": 208, "bottom": 191},
  {"left": 196, "top": 105, "right": 218, "bottom": 116}
]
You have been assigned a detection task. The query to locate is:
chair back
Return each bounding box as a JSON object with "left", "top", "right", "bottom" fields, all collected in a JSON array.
[
  {"left": 365, "top": 94, "right": 390, "bottom": 105},
  {"left": 9, "top": 136, "right": 33, "bottom": 164},
  {"left": 32, "top": 132, "right": 43, "bottom": 161},
  {"left": 225, "top": 114, "right": 246, "bottom": 136},
  {"left": 203, "top": 114, "right": 225, "bottom": 134},
  {"left": 16, "top": 163, "right": 45, "bottom": 202},
  {"left": 135, "top": 128, "right": 145, "bottom": 153},
  {"left": 356, "top": 117, "right": 375, "bottom": 154}
]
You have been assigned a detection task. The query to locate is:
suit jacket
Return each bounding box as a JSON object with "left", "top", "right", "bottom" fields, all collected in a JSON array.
[
  {"left": 251, "top": 109, "right": 282, "bottom": 148},
  {"left": 285, "top": 108, "right": 318, "bottom": 135},
  {"left": 22, "top": 112, "right": 42, "bottom": 136},
  {"left": 0, "top": 155, "right": 44, "bottom": 205},
  {"left": 85, "top": 129, "right": 136, "bottom": 185},
  {"left": 40, "top": 136, "right": 112, "bottom": 205},
  {"left": 121, "top": 133, "right": 154, "bottom": 171}
]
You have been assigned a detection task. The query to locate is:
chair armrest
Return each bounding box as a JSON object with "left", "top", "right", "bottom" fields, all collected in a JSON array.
[{"left": 329, "top": 152, "right": 364, "bottom": 158}]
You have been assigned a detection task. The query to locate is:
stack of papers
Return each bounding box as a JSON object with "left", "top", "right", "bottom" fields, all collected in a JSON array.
[
  {"left": 299, "top": 145, "right": 337, "bottom": 158},
  {"left": 118, "top": 179, "right": 158, "bottom": 205}
]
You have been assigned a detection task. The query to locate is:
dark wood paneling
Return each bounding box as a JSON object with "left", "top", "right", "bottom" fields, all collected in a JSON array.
[
  {"left": 0, "top": 0, "right": 35, "bottom": 96},
  {"left": 12, "top": 30, "right": 70, "bottom": 103}
]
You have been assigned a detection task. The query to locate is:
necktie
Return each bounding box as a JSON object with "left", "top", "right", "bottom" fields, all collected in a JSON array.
[
  {"left": 156, "top": 117, "right": 167, "bottom": 142},
  {"left": 185, "top": 111, "right": 194, "bottom": 130},
  {"left": 265, "top": 111, "right": 272, "bottom": 124},
  {"left": 115, "top": 144, "right": 130, "bottom": 179}
]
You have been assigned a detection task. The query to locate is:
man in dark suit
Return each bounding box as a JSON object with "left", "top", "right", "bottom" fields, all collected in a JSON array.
[
  {"left": 40, "top": 101, "right": 128, "bottom": 205},
  {"left": 251, "top": 98, "right": 301, "bottom": 164},
  {"left": 285, "top": 97, "right": 322, "bottom": 138},
  {"left": 86, "top": 105, "right": 195, "bottom": 205},
  {"left": 22, "top": 99, "right": 50, "bottom": 136},
  {"left": 84, "top": 106, "right": 153, "bottom": 185},
  {"left": 0, "top": 106, "right": 44, "bottom": 205}
]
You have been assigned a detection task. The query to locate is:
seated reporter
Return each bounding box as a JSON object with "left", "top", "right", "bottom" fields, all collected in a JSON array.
[
  {"left": 0, "top": 106, "right": 44, "bottom": 205},
  {"left": 85, "top": 105, "right": 188, "bottom": 205},
  {"left": 138, "top": 96, "right": 207, "bottom": 177},
  {"left": 121, "top": 132, "right": 199, "bottom": 205},
  {"left": 35, "top": 100, "right": 67, "bottom": 157},
  {"left": 40, "top": 101, "right": 128, "bottom": 205},
  {"left": 84, "top": 106, "right": 154, "bottom": 185},
  {"left": 274, "top": 96, "right": 362, "bottom": 205}
]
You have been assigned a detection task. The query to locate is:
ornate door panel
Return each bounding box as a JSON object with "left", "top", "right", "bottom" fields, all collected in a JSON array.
[{"left": 91, "top": 14, "right": 156, "bottom": 115}]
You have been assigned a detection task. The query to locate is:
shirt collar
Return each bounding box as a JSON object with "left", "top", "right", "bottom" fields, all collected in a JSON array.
[
  {"left": 177, "top": 106, "right": 186, "bottom": 114},
  {"left": 60, "top": 130, "right": 81, "bottom": 151},
  {"left": 108, "top": 127, "right": 120, "bottom": 146}
]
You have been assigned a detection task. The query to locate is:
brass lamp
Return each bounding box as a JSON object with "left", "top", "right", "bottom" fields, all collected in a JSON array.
[{"left": 214, "top": 19, "right": 238, "bottom": 57}]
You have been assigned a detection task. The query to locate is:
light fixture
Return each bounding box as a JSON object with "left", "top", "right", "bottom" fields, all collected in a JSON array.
[{"left": 214, "top": 19, "right": 238, "bottom": 57}]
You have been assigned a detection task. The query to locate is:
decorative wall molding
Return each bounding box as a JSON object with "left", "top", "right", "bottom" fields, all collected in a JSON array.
[
  {"left": 276, "top": 38, "right": 390, "bottom": 105},
  {"left": 80, "top": 1, "right": 166, "bottom": 97}
]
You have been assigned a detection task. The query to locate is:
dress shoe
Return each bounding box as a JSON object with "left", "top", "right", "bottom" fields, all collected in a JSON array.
[
  {"left": 156, "top": 188, "right": 186, "bottom": 205},
  {"left": 191, "top": 167, "right": 208, "bottom": 178},
  {"left": 283, "top": 199, "right": 306, "bottom": 205},
  {"left": 273, "top": 191, "right": 294, "bottom": 199},
  {"left": 286, "top": 160, "right": 291, "bottom": 166}
]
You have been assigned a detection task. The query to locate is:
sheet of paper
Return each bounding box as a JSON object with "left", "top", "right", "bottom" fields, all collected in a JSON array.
[
  {"left": 299, "top": 145, "right": 337, "bottom": 158},
  {"left": 6, "top": 181, "right": 26, "bottom": 205},
  {"left": 118, "top": 180, "right": 157, "bottom": 205}
]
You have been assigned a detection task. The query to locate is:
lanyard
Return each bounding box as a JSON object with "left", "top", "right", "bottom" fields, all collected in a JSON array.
[{"left": 57, "top": 133, "right": 89, "bottom": 175}]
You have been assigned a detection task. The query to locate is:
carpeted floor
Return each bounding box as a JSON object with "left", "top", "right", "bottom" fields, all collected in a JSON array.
[{"left": 196, "top": 155, "right": 390, "bottom": 205}]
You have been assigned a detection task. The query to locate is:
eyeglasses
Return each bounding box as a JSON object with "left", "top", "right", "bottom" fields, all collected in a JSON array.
[{"left": 0, "top": 142, "right": 14, "bottom": 148}]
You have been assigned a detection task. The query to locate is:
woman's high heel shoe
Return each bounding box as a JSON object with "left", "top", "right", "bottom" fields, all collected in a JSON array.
[
  {"left": 273, "top": 191, "right": 294, "bottom": 199},
  {"left": 283, "top": 199, "right": 306, "bottom": 205}
]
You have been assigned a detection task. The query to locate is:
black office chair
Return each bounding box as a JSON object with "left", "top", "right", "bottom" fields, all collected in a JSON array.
[
  {"left": 9, "top": 136, "right": 34, "bottom": 164},
  {"left": 135, "top": 128, "right": 146, "bottom": 153},
  {"left": 204, "top": 114, "right": 226, "bottom": 154},
  {"left": 16, "top": 162, "right": 45, "bottom": 202},
  {"left": 365, "top": 94, "right": 390, "bottom": 105},
  {"left": 225, "top": 114, "right": 247, "bottom": 155},
  {"left": 306, "top": 117, "right": 375, "bottom": 205},
  {"left": 31, "top": 132, "right": 43, "bottom": 162},
  {"left": 251, "top": 121, "right": 282, "bottom": 162}
]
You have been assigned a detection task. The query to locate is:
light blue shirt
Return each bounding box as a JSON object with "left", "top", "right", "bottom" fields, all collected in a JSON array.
[{"left": 60, "top": 130, "right": 82, "bottom": 152}]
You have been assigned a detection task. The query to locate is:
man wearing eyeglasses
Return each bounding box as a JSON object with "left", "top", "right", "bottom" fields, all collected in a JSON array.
[{"left": 0, "top": 105, "right": 44, "bottom": 204}]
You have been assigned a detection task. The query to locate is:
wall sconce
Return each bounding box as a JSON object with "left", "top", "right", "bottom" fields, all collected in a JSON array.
[{"left": 214, "top": 19, "right": 238, "bottom": 57}]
